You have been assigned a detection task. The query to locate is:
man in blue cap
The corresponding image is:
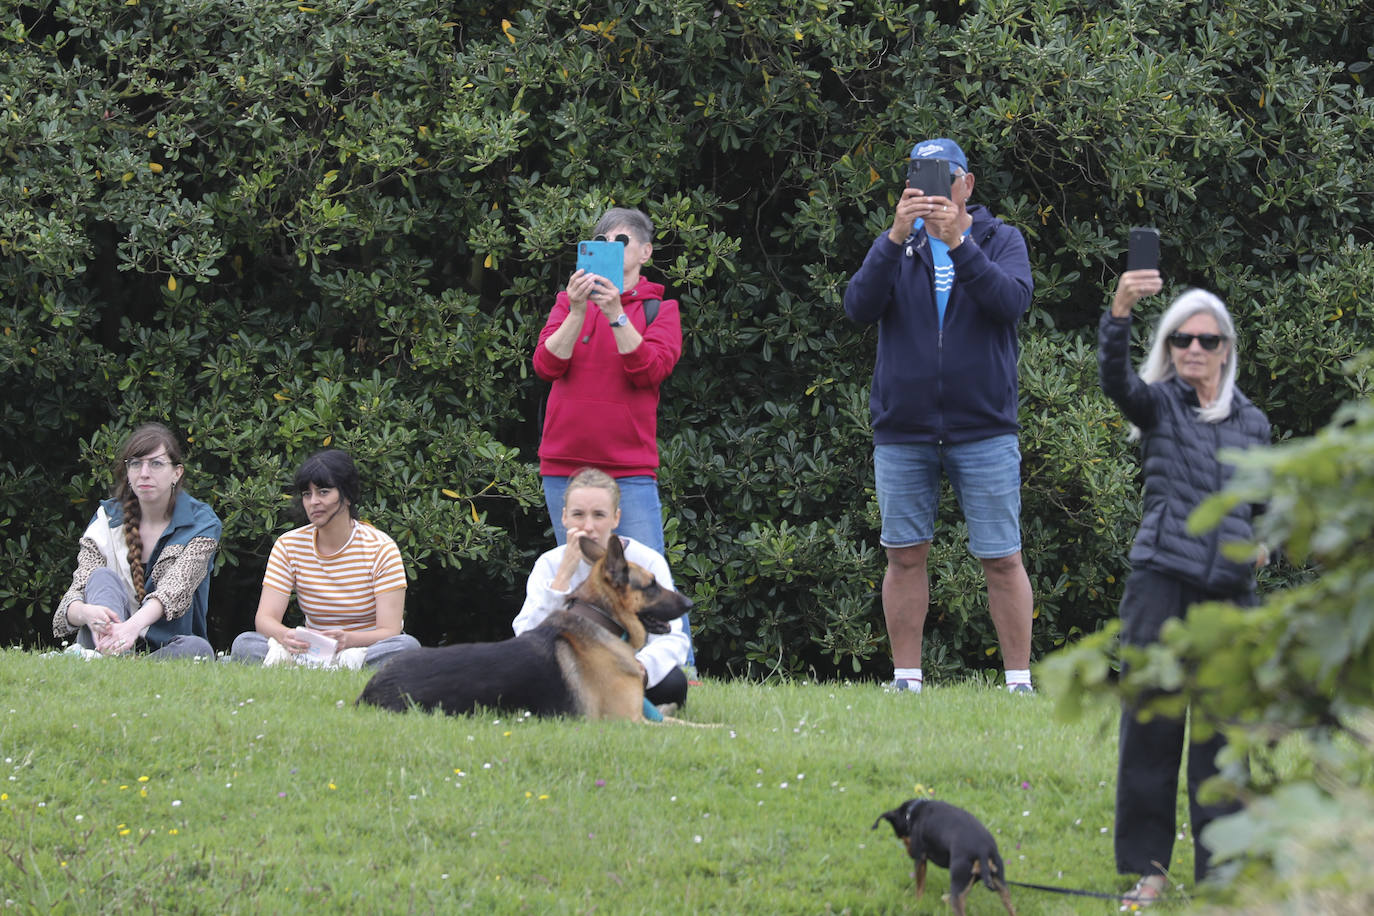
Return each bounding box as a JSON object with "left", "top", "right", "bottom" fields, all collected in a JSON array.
[{"left": 843, "top": 137, "right": 1035, "bottom": 694}]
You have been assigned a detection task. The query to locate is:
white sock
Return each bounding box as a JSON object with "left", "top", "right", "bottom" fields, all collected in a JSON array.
[
  {"left": 1005, "top": 668, "right": 1031, "bottom": 689},
  {"left": 894, "top": 667, "right": 923, "bottom": 691}
]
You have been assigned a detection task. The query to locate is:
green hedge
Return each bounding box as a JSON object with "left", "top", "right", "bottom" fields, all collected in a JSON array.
[{"left": 2, "top": 0, "right": 1371, "bottom": 678}]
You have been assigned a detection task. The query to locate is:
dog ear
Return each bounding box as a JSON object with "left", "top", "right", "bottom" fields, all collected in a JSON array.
[
  {"left": 578, "top": 537, "right": 606, "bottom": 564},
  {"left": 872, "top": 808, "right": 907, "bottom": 838},
  {"left": 601, "top": 534, "right": 630, "bottom": 585}
]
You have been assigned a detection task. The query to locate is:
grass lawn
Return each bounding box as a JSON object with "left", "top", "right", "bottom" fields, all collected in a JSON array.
[{"left": 0, "top": 650, "right": 1202, "bottom": 913}]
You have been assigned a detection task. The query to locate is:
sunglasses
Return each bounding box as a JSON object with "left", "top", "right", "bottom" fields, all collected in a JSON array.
[
  {"left": 594, "top": 233, "right": 632, "bottom": 245},
  {"left": 1167, "top": 332, "right": 1225, "bottom": 351}
]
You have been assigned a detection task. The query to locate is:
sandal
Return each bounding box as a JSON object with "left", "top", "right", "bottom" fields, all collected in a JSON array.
[{"left": 1120, "top": 874, "right": 1167, "bottom": 910}]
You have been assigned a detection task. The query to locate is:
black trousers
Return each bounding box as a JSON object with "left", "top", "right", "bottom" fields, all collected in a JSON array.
[
  {"left": 645, "top": 665, "right": 689, "bottom": 706},
  {"left": 1114, "top": 567, "right": 1253, "bottom": 884}
]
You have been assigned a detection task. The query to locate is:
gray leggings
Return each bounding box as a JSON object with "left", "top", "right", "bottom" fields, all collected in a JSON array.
[
  {"left": 77, "top": 568, "right": 215, "bottom": 660},
  {"left": 229, "top": 630, "right": 420, "bottom": 668}
]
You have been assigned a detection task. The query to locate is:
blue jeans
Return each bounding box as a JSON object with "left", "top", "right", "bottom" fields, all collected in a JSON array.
[
  {"left": 543, "top": 475, "right": 664, "bottom": 553},
  {"left": 542, "top": 474, "right": 694, "bottom": 666},
  {"left": 874, "top": 435, "right": 1023, "bottom": 559}
]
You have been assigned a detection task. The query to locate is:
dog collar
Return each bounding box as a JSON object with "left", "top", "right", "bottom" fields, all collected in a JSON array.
[{"left": 565, "top": 598, "right": 627, "bottom": 639}]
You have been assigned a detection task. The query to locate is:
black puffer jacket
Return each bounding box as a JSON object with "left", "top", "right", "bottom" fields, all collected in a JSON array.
[{"left": 1098, "top": 312, "right": 1271, "bottom": 595}]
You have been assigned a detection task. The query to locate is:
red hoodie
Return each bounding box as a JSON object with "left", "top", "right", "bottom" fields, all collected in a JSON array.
[{"left": 533, "top": 278, "right": 682, "bottom": 477}]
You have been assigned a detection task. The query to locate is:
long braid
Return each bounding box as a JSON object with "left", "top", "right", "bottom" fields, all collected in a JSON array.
[
  {"left": 121, "top": 487, "right": 147, "bottom": 602},
  {"left": 113, "top": 422, "right": 186, "bottom": 606}
]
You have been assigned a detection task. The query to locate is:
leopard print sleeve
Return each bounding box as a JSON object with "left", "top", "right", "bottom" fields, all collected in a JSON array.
[
  {"left": 143, "top": 536, "right": 218, "bottom": 620},
  {"left": 54, "top": 537, "right": 108, "bottom": 637}
]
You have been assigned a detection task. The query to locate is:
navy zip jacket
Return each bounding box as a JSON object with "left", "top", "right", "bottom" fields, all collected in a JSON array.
[
  {"left": 843, "top": 205, "right": 1033, "bottom": 444},
  {"left": 1098, "top": 311, "right": 1271, "bottom": 595}
]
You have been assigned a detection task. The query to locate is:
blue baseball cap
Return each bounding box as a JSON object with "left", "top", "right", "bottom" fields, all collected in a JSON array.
[{"left": 909, "top": 138, "right": 968, "bottom": 174}]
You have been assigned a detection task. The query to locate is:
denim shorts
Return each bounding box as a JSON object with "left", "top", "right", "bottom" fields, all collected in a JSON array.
[{"left": 873, "top": 435, "right": 1023, "bottom": 559}]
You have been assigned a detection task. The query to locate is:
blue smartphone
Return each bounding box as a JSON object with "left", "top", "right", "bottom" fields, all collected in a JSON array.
[{"left": 576, "top": 240, "right": 624, "bottom": 293}]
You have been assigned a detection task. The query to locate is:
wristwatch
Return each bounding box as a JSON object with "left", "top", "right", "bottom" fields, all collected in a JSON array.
[{"left": 609, "top": 313, "right": 630, "bottom": 328}]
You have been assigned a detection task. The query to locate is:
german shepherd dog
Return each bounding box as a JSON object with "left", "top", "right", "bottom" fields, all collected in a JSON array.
[
  {"left": 357, "top": 536, "right": 691, "bottom": 720},
  {"left": 873, "top": 798, "right": 1016, "bottom": 916}
]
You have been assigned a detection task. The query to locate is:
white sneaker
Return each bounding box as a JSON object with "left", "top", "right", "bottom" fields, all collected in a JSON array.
[
  {"left": 334, "top": 648, "right": 368, "bottom": 670},
  {"left": 262, "top": 638, "right": 293, "bottom": 668}
]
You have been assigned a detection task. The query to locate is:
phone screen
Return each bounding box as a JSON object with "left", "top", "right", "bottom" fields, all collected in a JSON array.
[
  {"left": 576, "top": 240, "right": 625, "bottom": 293},
  {"left": 1126, "top": 228, "right": 1160, "bottom": 272},
  {"left": 906, "top": 158, "right": 952, "bottom": 198}
]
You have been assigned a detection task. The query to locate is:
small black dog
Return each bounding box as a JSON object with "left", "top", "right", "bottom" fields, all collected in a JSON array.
[{"left": 872, "top": 798, "right": 1016, "bottom": 915}]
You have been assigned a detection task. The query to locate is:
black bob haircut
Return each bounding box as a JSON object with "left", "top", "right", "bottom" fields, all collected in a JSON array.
[{"left": 292, "top": 449, "right": 361, "bottom": 520}]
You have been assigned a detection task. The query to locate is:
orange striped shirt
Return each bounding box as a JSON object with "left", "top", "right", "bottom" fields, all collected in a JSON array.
[{"left": 262, "top": 521, "right": 407, "bottom": 631}]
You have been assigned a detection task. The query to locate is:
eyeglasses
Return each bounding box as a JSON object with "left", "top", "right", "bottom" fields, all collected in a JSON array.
[
  {"left": 594, "top": 233, "right": 632, "bottom": 245},
  {"left": 126, "top": 457, "right": 174, "bottom": 473},
  {"left": 1167, "top": 332, "right": 1225, "bottom": 351}
]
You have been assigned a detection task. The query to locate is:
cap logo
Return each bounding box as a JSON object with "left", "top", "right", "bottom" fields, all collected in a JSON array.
[{"left": 916, "top": 143, "right": 945, "bottom": 158}]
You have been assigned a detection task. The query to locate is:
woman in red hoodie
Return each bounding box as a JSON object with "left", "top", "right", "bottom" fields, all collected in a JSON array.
[{"left": 533, "top": 207, "right": 692, "bottom": 660}]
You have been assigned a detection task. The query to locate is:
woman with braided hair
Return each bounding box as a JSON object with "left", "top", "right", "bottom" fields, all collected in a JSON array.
[{"left": 53, "top": 423, "right": 221, "bottom": 658}]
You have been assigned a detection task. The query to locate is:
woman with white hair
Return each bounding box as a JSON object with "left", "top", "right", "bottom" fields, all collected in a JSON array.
[{"left": 1099, "top": 270, "right": 1271, "bottom": 907}]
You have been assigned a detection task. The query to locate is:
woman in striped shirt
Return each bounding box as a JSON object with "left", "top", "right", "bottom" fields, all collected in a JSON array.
[{"left": 230, "top": 449, "right": 420, "bottom": 667}]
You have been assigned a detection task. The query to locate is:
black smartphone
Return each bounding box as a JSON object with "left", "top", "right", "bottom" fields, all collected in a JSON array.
[
  {"left": 906, "top": 158, "right": 952, "bottom": 198},
  {"left": 1126, "top": 227, "right": 1160, "bottom": 271}
]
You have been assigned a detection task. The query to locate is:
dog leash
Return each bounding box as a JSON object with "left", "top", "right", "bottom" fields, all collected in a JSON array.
[{"left": 1004, "top": 879, "right": 1129, "bottom": 902}]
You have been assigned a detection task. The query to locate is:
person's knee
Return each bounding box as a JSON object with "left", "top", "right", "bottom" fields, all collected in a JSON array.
[
  {"left": 229, "top": 631, "right": 267, "bottom": 663},
  {"left": 980, "top": 551, "right": 1025, "bottom": 579},
  {"left": 886, "top": 542, "right": 930, "bottom": 573}
]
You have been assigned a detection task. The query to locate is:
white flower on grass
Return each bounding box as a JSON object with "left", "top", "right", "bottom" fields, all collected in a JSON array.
[{"left": 693, "top": 835, "right": 702, "bottom": 844}]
